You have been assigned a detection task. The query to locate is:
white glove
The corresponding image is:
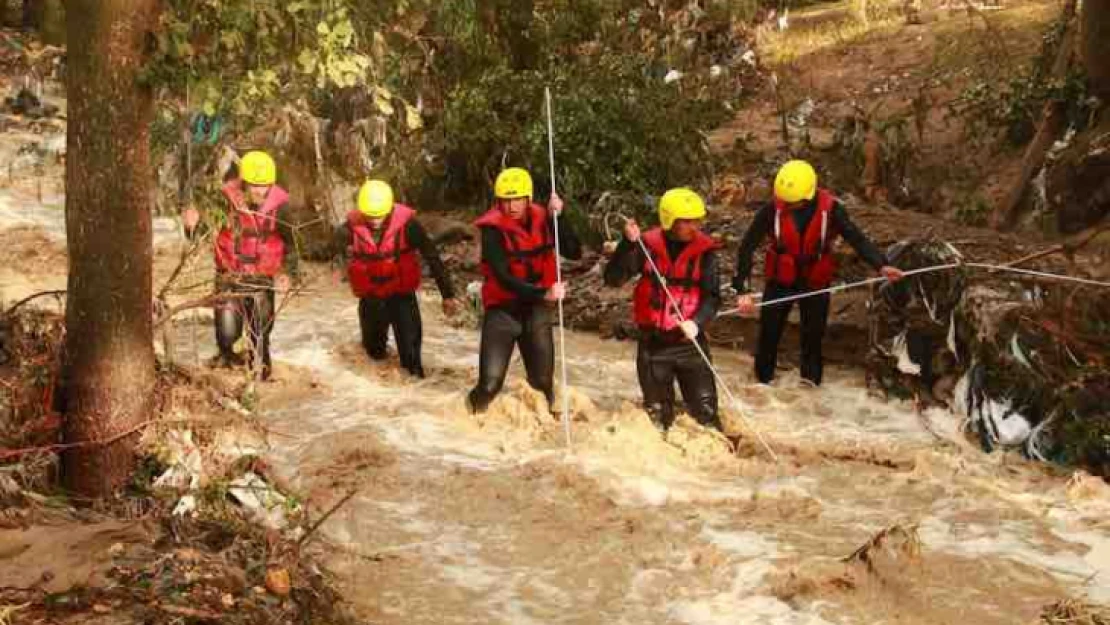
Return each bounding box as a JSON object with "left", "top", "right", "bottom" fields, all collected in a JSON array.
[{"left": 679, "top": 319, "right": 699, "bottom": 340}]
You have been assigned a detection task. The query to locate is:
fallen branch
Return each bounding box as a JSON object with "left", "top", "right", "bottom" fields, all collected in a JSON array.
[
  {"left": 298, "top": 488, "right": 360, "bottom": 547},
  {"left": 3, "top": 290, "right": 66, "bottom": 317},
  {"left": 153, "top": 292, "right": 253, "bottom": 330},
  {"left": 843, "top": 523, "right": 922, "bottom": 576},
  {"left": 0, "top": 418, "right": 158, "bottom": 461},
  {"left": 1005, "top": 220, "right": 1110, "bottom": 268}
]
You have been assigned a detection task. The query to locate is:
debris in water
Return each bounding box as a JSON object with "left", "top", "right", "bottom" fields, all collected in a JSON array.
[
  {"left": 842, "top": 523, "right": 922, "bottom": 576},
  {"left": 1037, "top": 598, "right": 1110, "bottom": 624}
]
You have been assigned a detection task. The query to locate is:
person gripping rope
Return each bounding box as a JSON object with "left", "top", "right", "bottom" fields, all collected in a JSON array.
[
  {"left": 183, "top": 150, "right": 298, "bottom": 381},
  {"left": 604, "top": 188, "right": 723, "bottom": 432},
  {"left": 466, "top": 168, "right": 582, "bottom": 414},
  {"left": 333, "top": 179, "right": 460, "bottom": 378},
  {"left": 732, "top": 160, "right": 904, "bottom": 386}
]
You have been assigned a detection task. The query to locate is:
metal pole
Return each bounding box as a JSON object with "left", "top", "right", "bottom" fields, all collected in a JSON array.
[{"left": 546, "top": 87, "right": 572, "bottom": 449}]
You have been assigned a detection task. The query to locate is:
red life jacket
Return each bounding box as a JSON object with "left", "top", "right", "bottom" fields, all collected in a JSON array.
[
  {"left": 346, "top": 205, "right": 422, "bottom": 299},
  {"left": 633, "top": 228, "right": 717, "bottom": 332},
  {"left": 215, "top": 183, "right": 288, "bottom": 277},
  {"left": 764, "top": 189, "right": 840, "bottom": 289},
  {"left": 474, "top": 203, "right": 557, "bottom": 309}
]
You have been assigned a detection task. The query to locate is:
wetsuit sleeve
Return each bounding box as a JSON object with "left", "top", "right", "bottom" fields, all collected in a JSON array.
[
  {"left": 693, "top": 250, "right": 722, "bottom": 327},
  {"left": 602, "top": 238, "right": 645, "bottom": 287},
  {"left": 731, "top": 204, "right": 774, "bottom": 293},
  {"left": 547, "top": 214, "right": 583, "bottom": 261},
  {"left": 832, "top": 202, "right": 888, "bottom": 270},
  {"left": 479, "top": 227, "right": 548, "bottom": 303},
  {"left": 408, "top": 220, "right": 457, "bottom": 300},
  {"left": 273, "top": 203, "right": 300, "bottom": 278}
]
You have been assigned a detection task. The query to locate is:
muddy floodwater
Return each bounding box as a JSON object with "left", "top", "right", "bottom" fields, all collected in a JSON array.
[
  {"left": 243, "top": 286, "right": 1110, "bottom": 625},
  {"left": 2, "top": 187, "right": 1108, "bottom": 624}
]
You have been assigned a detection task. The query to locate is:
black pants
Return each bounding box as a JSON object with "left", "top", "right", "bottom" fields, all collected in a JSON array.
[
  {"left": 468, "top": 304, "right": 554, "bottom": 412},
  {"left": 637, "top": 333, "right": 720, "bottom": 431},
  {"left": 755, "top": 283, "right": 831, "bottom": 385},
  {"left": 359, "top": 294, "right": 424, "bottom": 378},
  {"left": 215, "top": 278, "right": 275, "bottom": 379}
]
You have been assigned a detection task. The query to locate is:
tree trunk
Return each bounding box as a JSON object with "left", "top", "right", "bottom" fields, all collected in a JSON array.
[
  {"left": 991, "top": 0, "right": 1078, "bottom": 230},
  {"left": 62, "top": 0, "right": 160, "bottom": 497},
  {"left": 1082, "top": 0, "right": 1110, "bottom": 99}
]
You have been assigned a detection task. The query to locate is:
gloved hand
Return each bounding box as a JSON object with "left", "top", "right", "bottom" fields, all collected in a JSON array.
[
  {"left": 736, "top": 294, "right": 758, "bottom": 316},
  {"left": 624, "top": 219, "right": 641, "bottom": 242},
  {"left": 548, "top": 192, "right": 564, "bottom": 215},
  {"left": 881, "top": 266, "right": 905, "bottom": 282},
  {"left": 545, "top": 282, "right": 566, "bottom": 302},
  {"left": 679, "top": 319, "right": 699, "bottom": 340},
  {"left": 183, "top": 207, "right": 200, "bottom": 231}
]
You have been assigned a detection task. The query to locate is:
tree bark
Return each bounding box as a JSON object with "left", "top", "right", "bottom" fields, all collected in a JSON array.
[
  {"left": 1082, "top": 0, "right": 1110, "bottom": 99},
  {"left": 62, "top": 0, "right": 160, "bottom": 497}
]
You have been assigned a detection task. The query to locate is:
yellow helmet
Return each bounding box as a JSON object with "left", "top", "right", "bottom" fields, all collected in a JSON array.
[
  {"left": 774, "top": 159, "right": 818, "bottom": 204},
  {"left": 494, "top": 167, "right": 533, "bottom": 200},
  {"left": 659, "top": 188, "right": 707, "bottom": 230},
  {"left": 240, "top": 151, "right": 276, "bottom": 186},
  {"left": 358, "top": 179, "right": 395, "bottom": 218}
]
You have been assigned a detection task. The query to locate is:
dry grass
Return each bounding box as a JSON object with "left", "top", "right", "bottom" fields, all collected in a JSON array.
[{"left": 757, "top": 0, "right": 905, "bottom": 65}]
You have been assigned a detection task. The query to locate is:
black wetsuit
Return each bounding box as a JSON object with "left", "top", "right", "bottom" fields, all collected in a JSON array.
[
  {"left": 733, "top": 199, "right": 887, "bottom": 385},
  {"left": 467, "top": 215, "right": 582, "bottom": 413},
  {"left": 185, "top": 201, "right": 298, "bottom": 380},
  {"left": 332, "top": 217, "right": 456, "bottom": 378},
  {"left": 604, "top": 233, "right": 723, "bottom": 431}
]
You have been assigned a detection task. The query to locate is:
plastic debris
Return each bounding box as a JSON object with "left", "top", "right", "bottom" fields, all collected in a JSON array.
[
  {"left": 153, "top": 430, "right": 203, "bottom": 490},
  {"left": 228, "top": 472, "right": 295, "bottom": 530}
]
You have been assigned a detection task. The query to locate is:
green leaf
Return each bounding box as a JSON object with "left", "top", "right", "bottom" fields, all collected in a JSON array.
[
  {"left": 405, "top": 104, "right": 423, "bottom": 131},
  {"left": 373, "top": 87, "right": 395, "bottom": 115}
]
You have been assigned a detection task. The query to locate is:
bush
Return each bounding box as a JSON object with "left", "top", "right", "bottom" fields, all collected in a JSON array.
[
  {"left": 439, "top": 55, "right": 732, "bottom": 212},
  {"left": 949, "top": 18, "right": 1091, "bottom": 147}
]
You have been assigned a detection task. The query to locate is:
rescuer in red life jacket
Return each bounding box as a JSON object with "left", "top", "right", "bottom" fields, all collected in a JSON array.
[
  {"left": 603, "top": 188, "right": 723, "bottom": 432},
  {"left": 333, "top": 179, "right": 460, "bottom": 378},
  {"left": 466, "top": 167, "right": 583, "bottom": 414},
  {"left": 733, "top": 160, "right": 904, "bottom": 386},
  {"left": 183, "top": 150, "right": 297, "bottom": 381}
]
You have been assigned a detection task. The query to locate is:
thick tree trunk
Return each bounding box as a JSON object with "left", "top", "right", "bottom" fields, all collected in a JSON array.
[
  {"left": 62, "top": 0, "right": 160, "bottom": 497},
  {"left": 1082, "top": 0, "right": 1110, "bottom": 99}
]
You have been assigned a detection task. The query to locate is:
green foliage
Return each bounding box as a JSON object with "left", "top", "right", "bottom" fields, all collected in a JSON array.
[
  {"left": 146, "top": 0, "right": 756, "bottom": 235},
  {"left": 1055, "top": 375, "right": 1110, "bottom": 474},
  {"left": 144, "top": 0, "right": 378, "bottom": 153},
  {"left": 955, "top": 193, "right": 992, "bottom": 226},
  {"left": 439, "top": 58, "right": 727, "bottom": 209},
  {"left": 949, "top": 17, "right": 1091, "bottom": 147}
]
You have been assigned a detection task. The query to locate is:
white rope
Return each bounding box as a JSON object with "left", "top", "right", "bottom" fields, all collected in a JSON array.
[
  {"left": 717, "top": 263, "right": 962, "bottom": 317},
  {"left": 546, "top": 87, "right": 572, "bottom": 449},
  {"left": 634, "top": 236, "right": 780, "bottom": 462},
  {"left": 964, "top": 263, "right": 1110, "bottom": 288},
  {"left": 717, "top": 262, "right": 1110, "bottom": 317}
]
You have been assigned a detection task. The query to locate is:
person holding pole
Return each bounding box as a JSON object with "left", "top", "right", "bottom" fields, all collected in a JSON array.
[
  {"left": 603, "top": 188, "right": 723, "bottom": 433},
  {"left": 466, "top": 167, "right": 583, "bottom": 414},
  {"left": 733, "top": 160, "right": 904, "bottom": 386}
]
